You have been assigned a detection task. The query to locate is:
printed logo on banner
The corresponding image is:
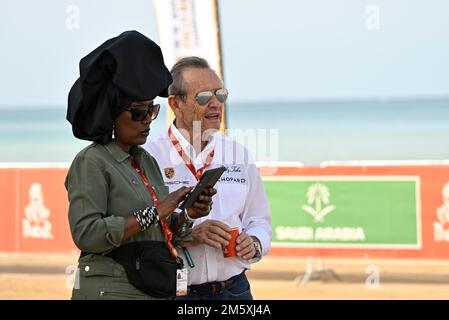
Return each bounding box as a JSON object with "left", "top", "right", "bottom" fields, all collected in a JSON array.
[
  {"left": 276, "top": 182, "right": 366, "bottom": 242},
  {"left": 434, "top": 182, "right": 449, "bottom": 242},
  {"left": 22, "top": 183, "right": 53, "bottom": 239},
  {"left": 300, "top": 183, "right": 365, "bottom": 242},
  {"left": 270, "top": 178, "right": 419, "bottom": 247},
  {"left": 302, "top": 183, "right": 336, "bottom": 222}
]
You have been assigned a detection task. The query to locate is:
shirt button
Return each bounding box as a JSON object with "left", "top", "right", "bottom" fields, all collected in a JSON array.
[
  {"left": 85, "top": 266, "right": 90, "bottom": 272},
  {"left": 132, "top": 180, "right": 137, "bottom": 185}
]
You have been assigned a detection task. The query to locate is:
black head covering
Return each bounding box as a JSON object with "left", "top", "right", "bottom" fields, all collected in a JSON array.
[{"left": 67, "top": 30, "right": 172, "bottom": 144}]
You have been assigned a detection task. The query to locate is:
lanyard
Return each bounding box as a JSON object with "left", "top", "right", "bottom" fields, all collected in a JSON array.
[
  {"left": 168, "top": 127, "right": 214, "bottom": 181},
  {"left": 168, "top": 126, "right": 215, "bottom": 268},
  {"left": 130, "top": 157, "right": 179, "bottom": 260}
]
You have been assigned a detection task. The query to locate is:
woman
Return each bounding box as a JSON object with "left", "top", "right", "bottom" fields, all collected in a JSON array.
[{"left": 65, "top": 31, "right": 215, "bottom": 300}]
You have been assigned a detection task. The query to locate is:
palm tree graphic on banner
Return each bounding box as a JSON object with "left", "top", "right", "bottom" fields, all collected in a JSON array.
[{"left": 302, "top": 183, "right": 336, "bottom": 222}]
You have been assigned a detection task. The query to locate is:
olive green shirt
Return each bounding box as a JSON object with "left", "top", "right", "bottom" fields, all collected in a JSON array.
[
  {"left": 66, "top": 141, "right": 169, "bottom": 253},
  {"left": 65, "top": 142, "right": 171, "bottom": 299}
]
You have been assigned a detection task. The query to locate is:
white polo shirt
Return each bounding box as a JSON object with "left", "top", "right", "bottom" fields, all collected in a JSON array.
[{"left": 143, "top": 124, "right": 272, "bottom": 284}]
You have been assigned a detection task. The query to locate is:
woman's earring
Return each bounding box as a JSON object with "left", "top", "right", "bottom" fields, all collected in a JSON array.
[{"left": 112, "top": 126, "right": 115, "bottom": 139}]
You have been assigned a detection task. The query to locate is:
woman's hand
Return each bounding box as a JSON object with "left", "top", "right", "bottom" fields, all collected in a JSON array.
[
  {"left": 156, "top": 186, "right": 192, "bottom": 219},
  {"left": 187, "top": 187, "right": 217, "bottom": 219}
]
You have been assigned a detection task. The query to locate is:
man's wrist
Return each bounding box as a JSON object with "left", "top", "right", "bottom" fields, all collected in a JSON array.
[{"left": 248, "top": 236, "right": 262, "bottom": 263}]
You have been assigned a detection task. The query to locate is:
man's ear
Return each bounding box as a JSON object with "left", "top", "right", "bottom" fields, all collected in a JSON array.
[{"left": 168, "top": 95, "right": 181, "bottom": 117}]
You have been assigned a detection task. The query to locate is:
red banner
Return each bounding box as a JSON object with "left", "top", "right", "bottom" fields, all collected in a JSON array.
[
  {"left": 0, "top": 168, "right": 76, "bottom": 254},
  {"left": 261, "top": 165, "right": 449, "bottom": 259},
  {"left": 1, "top": 164, "right": 449, "bottom": 259}
]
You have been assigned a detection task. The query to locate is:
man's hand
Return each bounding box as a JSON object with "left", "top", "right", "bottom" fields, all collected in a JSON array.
[
  {"left": 236, "top": 233, "right": 257, "bottom": 260},
  {"left": 188, "top": 219, "right": 231, "bottom": 249}
]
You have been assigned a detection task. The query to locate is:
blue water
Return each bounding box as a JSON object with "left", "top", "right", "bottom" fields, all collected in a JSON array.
[{"left": 0, "top": 99, "right": 448, "bottom": 164}]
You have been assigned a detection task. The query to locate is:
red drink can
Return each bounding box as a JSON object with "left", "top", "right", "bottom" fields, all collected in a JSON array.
[{"left": 223, "top": 227, "right": 239, "bottom": 258}]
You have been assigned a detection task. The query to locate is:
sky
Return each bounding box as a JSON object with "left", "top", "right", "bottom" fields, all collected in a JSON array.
[{"left": 1, "top": 0, "right": 449, "bottom": 107}]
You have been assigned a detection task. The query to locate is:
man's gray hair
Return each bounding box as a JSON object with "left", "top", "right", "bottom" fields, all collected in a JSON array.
[{"left": 168, "top": 56, "right": 218, "bottom": 98}]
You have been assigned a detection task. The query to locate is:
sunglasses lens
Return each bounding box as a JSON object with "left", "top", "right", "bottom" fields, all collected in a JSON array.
[
  {"left": 195, "top": 89, "right": 228, "bottom": 105},
  {"left": 196, "top": 92, "right": 213, "bottom": 105},
  {"left": 131, "top": 108, "right": 147, "bottom": 121},
  {"left": 216, "top": 88, "right": 228, "bottom": 103},
  {"left": 151, "top": 105, "right": 160, "bottom": 120},
  {"left": 128, "top": 104, "right": 160, "bottom": 121}
]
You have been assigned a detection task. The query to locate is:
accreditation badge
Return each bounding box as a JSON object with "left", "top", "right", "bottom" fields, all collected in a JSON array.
[{"left": 176, "top": 268, "right": 188, "bottom": 296}]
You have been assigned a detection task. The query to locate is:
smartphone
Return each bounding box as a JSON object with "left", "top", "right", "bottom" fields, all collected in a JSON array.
[{"left": 178, "top": 166, "right": 226, "bottom": 210}]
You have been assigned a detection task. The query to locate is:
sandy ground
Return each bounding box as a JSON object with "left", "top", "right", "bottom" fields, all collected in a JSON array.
[{"left": 1, "top": 253, "right": 449, "bottom": 300}]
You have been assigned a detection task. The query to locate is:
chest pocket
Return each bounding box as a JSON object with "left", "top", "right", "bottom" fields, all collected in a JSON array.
[{"left": 215, "top": 172, "right": 248, "bottom": 220}]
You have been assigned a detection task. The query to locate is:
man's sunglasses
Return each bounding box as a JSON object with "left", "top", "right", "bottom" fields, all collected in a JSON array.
[
  {"left": 195, "top": 88, "right": 228, "bottom": 106},
  {"left": 124, "top": 104, "right": 160, "bottom": 121}
]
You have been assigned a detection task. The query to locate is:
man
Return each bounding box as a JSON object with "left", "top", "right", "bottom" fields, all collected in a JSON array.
[{"left": 144, "top": 56, "right": 271, "bottom": 300}]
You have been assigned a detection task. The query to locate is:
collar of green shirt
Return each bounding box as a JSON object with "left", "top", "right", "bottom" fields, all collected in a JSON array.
[{"left": 103, "top": 141, "right": 145, "bottom": 163}]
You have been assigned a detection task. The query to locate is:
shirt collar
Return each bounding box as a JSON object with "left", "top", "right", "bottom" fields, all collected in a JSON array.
[
  {"left": 169, "top": 123, "right": 217, "bottom": 160},
  {"left": 104, "top": 141, "right": 144, "bottom": 163}
]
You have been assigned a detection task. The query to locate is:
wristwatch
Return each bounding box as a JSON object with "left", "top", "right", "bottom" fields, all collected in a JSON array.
[
  {"left": 248, "top": 236, "right": 262, "bottom": 263},
  {"left": 173, "top": 208, "right": 195, "bottom": 237},
  {"left": 183, "top": 209, "right": 196, "bottom": 226}
]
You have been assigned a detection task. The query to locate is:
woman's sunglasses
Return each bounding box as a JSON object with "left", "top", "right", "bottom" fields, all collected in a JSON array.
[
  {"left": 195, "top": 88, "right": 228, "bottom": 106},
  {"left": 124, "top": 104, "right": 160, "bottom": 121}
]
